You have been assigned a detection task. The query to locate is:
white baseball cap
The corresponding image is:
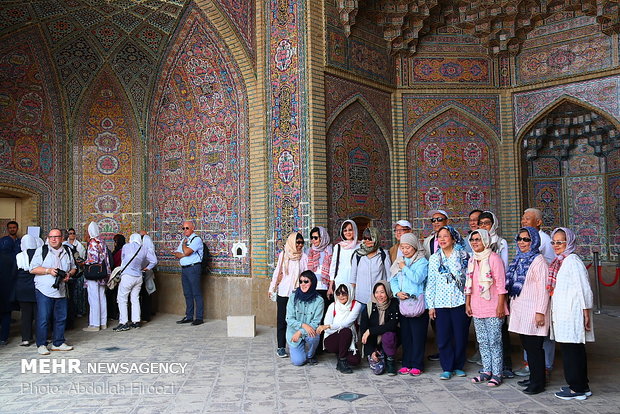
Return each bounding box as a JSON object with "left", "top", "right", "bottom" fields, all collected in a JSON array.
[
  {"left": 428, "top": 209, "right": 449, "bottom": 219},
  {"left": 393, "top": 220, "right": 412, "bottom": 229}
]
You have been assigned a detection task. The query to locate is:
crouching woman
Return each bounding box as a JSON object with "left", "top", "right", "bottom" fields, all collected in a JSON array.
[
  {"left": 360, "top": 281, "right": 400, "bottom": 375},
  {"left": 317, "top": 283, "right": 362, "bottom": 373},
  {"left": 286, "top": 270, "right": 325, "bottom": 366}
]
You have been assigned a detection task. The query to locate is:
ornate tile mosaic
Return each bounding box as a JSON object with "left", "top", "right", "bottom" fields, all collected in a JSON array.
[
  {"left": 150, "top": 6, "right": 250, "bottom": 275},
  {"left": 216, "top": 0, "right": 255, "bottom": 62},
  {"left": 566, "top": 175, "right": 607, "bottom": 259},
  {"left": 408, "top": 110, "right": 499, "bottom": 237},
  {"left": 327, "top": 101, "right": 392, "bottom": 244},
  {"left": 409, "top": 57, "right": 491, "bottom": 85},
  {"left": 529, "top": 179, "right": 563, "bottom": 230}
]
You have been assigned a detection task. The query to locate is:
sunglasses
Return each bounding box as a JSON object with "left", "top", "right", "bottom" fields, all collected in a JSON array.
[
  {"left": 311, "top": 236, "right": 319, "bottom": 240},
  {"left": 469, "top": 237, "right": 482, "bottom": 243},
  {"left": 430, "top": 217, "right": 446, "bottom": 223},
  {"left": 299, "top": 279, "right": 311, "bottom": 284},
  {"left": 362, "top": 237, "right": 372, "bottom": 241},
  {"left": 336, "top": 292, "right": 348, "bottom": 296},
  {"left": 516, "top": 237, "right": 532, "bottom": 242},
  {"left": 478, "top": 220, "right": 493, "bottom": 226},
  {"left": 296, "top": 240, "right": 305, "bottom": 245},
  {"left": 182, "top": 227, "right": 190, "bottom": 230},
  {"left": 68, "top": 231, "right": 75, "bottom": 234},
  {"left": 550, "top": 241, "right": 567, "bottom": 245}
]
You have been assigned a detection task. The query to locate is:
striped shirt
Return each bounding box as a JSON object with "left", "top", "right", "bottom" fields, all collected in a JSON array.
[{"left": 508, "top": 255, "right": 550, "bottom": 336}]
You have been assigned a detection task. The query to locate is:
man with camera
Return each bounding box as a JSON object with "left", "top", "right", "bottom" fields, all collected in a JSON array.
[{"left": 30, "top": 228, "right": 77, "bottom": 355}]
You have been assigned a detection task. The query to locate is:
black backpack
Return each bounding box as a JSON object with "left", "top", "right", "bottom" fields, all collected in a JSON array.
[
  {"left": 189, "top": 235, "right": 212, "bottom": 274},
  {"left": 41, "top": 244, "right": 76, "bottom": 269}
]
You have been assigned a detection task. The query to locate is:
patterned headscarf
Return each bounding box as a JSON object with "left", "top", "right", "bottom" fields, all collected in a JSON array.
[
  {"left": 440, "top": 225, "right": 466, "bottom": 250},
  {"left": 505, "top": 227, "right": 541, "bottom": 299},
  {"left": 307, "top": 226, "right": 332, "bottom": 286},
  {"left": 547, "top": 227, "right": 577, "bottom": 296},
  {"left": 356, "top": 227, "right": 381, "bottom": 257},
  {"left": 482, "top": 211, "right": 503, "bottom": 253},
  {"left": 338, "top": 219, "right": 359, "bottom": 250},
  {"left": 465, "top": 229, "right": 493, "bottom": 300}
]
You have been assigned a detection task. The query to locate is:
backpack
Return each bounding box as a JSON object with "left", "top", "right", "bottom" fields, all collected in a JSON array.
[
  {"left": 189, "top": 235, "right": 212, "bottom": 274},
  {"left": 42, "top": 244, "right": 76, "bottom": 269}
]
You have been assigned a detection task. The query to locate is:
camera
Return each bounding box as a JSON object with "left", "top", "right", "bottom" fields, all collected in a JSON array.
[{"left": 52, "top": 269, "right": 67, "bottom": 290}]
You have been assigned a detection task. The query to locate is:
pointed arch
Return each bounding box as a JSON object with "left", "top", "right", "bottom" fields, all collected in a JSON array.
[
  {"left": 327, "top": 94, "right": 393, "bottom": 154},
  {"left": 407, "top": 108, "right": 500, "bottom": 234},
  {"left": 73, "top": 68, "right": 142, "bottom": 242},
  {"left": 149, "top": 6, "right": 250, "bottom": 275},
  {"left": 406, "top": 104, "right": 500, "bottom": 147},
  {"left": 326, "top": 99, "right": 392, "bottom": 242},
  {"left": 515, "top": 95, "right": 620, "bottom": 146},
  {"left": 0, "top": 26, "right": 66, "bottom": 228}
]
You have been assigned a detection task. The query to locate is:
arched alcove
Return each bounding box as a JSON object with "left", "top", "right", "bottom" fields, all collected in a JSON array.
[
  {"left": 407, "top": 108, "right": 500, "bottom": 236},
  {"left": 326, "top": 100, "right": 392, "bottom": 243},
  {"left": 520, "top": 99, "right": 620, "bottom": 260}
]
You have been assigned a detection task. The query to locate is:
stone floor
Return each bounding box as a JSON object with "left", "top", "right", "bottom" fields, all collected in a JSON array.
[{"left": 0, "top": 310, "right": 619, "bottom": 414}]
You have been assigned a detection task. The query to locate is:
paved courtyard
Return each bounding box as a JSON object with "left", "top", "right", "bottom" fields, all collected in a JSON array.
[{"left": 0, "top": 311, "right": 619, "bottom": 414}]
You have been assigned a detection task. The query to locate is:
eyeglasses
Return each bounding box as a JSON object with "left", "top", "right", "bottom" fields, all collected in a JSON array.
[
  {"left": 470, "top": 238, "right": 482, "bottom": 243},
  {"left": 182, "top": 227, "right": 190, "bottom": 230},
  {"left": 49, "top": 235, "right": 62, "bottom": 239},
  {"left": 516, "top": 237, "right": 532, "bottom": 242},
  {"left": 430, "top": 217, "right": 446, "bottom": 223},
  {"left": 299, "top": 279, "right": 311, "bottom": 284},
  {"left": 550, "top": 241, "right": 567, "bottom": 245},
  {"left": 479, "top": 220, "right": 493, "bottom": 226},
  {"left": 296, "top": 240, "right": 304, "bottom": 245},
  {"left": 394, "top": 228, "right": 410, "bottom": 233},
  {"left": 311, "top": 236, "right": 319, "bottom": 240}
]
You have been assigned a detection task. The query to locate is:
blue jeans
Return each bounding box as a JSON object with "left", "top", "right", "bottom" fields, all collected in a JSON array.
[
  {"left": 289, "top": 335, "right": 321, "bottom": 366},
  {"left": 181, "top": 265, "right": 203, "bottom": 320},
  {"left": 35, "top": 290, "right": 67, "bottom": 347}
]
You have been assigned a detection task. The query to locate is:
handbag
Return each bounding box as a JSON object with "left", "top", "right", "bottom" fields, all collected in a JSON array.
[
  {"left": 399, "top": 294, "right": 425, "bottom": 318},
  {"left": 107, "top": 245, "right": 142, "bottom": 290},
  {"left": 397, "top": 259, "right": 425, "bottom": 318},
  {"left": 84, "top": 263, "right": 107, "bottom": 280}
]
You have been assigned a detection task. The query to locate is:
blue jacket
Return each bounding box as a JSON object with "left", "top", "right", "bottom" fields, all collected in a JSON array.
[
  {"left": 285, "top": 292, "right": 324, "bottom": 348},
  {"left": 390, "top": 256, "right": 429, "bottom": 300}
]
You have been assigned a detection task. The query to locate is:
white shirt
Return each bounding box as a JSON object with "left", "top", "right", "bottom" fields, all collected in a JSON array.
[
  {"left": 539, "top": 230, "right": 555, "bottom": 264},
  {"left": 64, "top": 239, "right": 86, "bottom": 260},
  {"left": 30, "top": 245, "right": 76, "bottom": 298}
]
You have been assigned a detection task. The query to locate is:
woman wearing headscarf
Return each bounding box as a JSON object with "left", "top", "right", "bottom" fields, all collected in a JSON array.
[
  {"left": 285, "top": 270, "right": 324, "bottom": 366},
  {"left": 425, "top": 225, "right": 470, "bottom": 380},
  {"left": 15, "top": 235, "right": 38, "bottom": 346},
  {"left": 465, "top": 229, "right": 508, "bottom": 386},
  {"left": 506, "top": 227, "right": 550, "bottom": 395},
  {"left": 389, "top": 233, "right": 429, "bottom": 376},
  {"left": 547, "top": 228, "right": 594, "bottom": 400},
  {"left": 360, "top": 280, "right": 400, "bottom": 375},
  {"left": 350, "top": 227, "right": 391, "bottom": 310},
  {"left": 269, "top": 232, "right": 308, "bottom": 358},
  {"left": 140, "top": 234, "right": 158, "bottom": 322},
  {"left": 307, "top": 226, "right": 333, "bottom": 310},
  {"left": 317, "top": 282, "right": 362, "bottom": 373},
  {"left": 328, "top": 220, "right": 361, "bottom": 297},
  {"left": 477, "top": 211, "right": 509, "bottom": 269},
  {"left": 83, "top": 222, "right": 111, "bottom": 332},
  {"left": 107, "top": 234, "right": 126, "bottom": 321}
]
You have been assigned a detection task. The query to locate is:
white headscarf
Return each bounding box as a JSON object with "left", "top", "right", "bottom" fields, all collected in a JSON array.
[
  {"left": 16, "top": 234, "right": 38, "bottom": 270},
  {"left": 88, "top": 221, "right": 100, "bottom": 239},
  {"left": 466, "top": 229, "right": 494, "bottom": 300},
  {"left": 142, "top": 234, "right": 156, "bottom": 254},
  {"left": 338, "top": 219, "right": 359, "bottom": 250},
  {"left": 129, "top": 233, "right": 142, "bottom": 245},
  {"left": 332, "top": 282, "right": 358, "bottom": 355}
]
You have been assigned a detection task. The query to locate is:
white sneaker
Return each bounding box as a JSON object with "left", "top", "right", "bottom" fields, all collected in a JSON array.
[
  {"left": 37, "top": 345, "right": 50, "bottom": 355},
  {"left": 50, "top": 343, "right": 73, "bottom": 351},
  {"left": 101, "top": 324, "right": 107, "bottom": 330},
  {"left": 82, "top": 325, "right": 100, "bottom": 332}
]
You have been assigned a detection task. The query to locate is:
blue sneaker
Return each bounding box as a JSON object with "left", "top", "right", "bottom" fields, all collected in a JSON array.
[
  {"left": 276, "top": 347, "right": 287, "bottom": 358},
  {"left": 453, "top": 369, "right": 466, "bottom": 377},
  {"left": 560, "top": 386, "right": 592, "bottom": 397},
  {"left": 439, "top": 371, "right": 452, "bottom": 380},
  {"left": 555, "top": 389, "right": 587, "bottom": 400}
]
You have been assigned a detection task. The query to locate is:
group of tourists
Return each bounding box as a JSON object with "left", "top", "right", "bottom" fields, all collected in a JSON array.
[
  {"left": 268, "top": 208, "right": 595, "bottom": 401},
  {"left": 0, "top": 221, "right": 158, "bottom": 356}
]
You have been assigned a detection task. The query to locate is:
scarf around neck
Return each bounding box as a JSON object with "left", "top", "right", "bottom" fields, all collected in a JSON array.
[
  {"left": 547, "top": 227, "right": 576, "bottom": 296},
  {"left": 307, "top": 227, "right": 333, "bottom": 285},
  {"left": 338, "top": 219, "right": 359, "bottom": 250},
  {"left": 356, "top": 227, "right": 380, "bottom": 257},
  {"left": 505, "top": 226, "right": 541, "bottom": 299},
  {"left": 465, "top": 229, "right": 493, "bottom": 300},
  {"left": 390, "top": 232, "right": 425, "bottom": 277},
  {"left": 368, "top": 280, "right": 393, "bottom": 322}
]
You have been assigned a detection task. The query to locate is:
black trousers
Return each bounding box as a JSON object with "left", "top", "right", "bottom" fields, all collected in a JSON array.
[
  {"left": 561, "top": 342, "right": 589, "bottom": 392},
  {"left": 324, "top": 328, "right": 361, "bottom": 365},
  {"left": 276, "top": 295, "right": 289, "bottom": 348},
  {"left": 501, "top": 318, "right": 513, "bottom": 370},
  {"left": 520, "top": 334, "right": 545, "bottom": 391},
  {"left": 19, "top": 301, "right": 36, "bottom": 341},
  {"left": 400, "top": 311, "right": 429, "bottom": 370}
]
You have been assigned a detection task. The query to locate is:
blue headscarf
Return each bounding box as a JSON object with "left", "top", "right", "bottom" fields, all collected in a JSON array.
[
  {"left": 505, "top": 227, "right": 541, "bottom": 299},
  {"left": 437, "top": 225, "right": 469, "bottom": 289},
  {"left": 293, "top": 270, "right": 318, "bottom": 304}
]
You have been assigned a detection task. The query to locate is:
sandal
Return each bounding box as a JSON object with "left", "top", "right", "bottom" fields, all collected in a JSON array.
[
  {"left": 471, "top": 372, "right": 492, "bottom": 383},
  {"left": 487, "top": 375, "right": 502, "bottom": 387}
]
